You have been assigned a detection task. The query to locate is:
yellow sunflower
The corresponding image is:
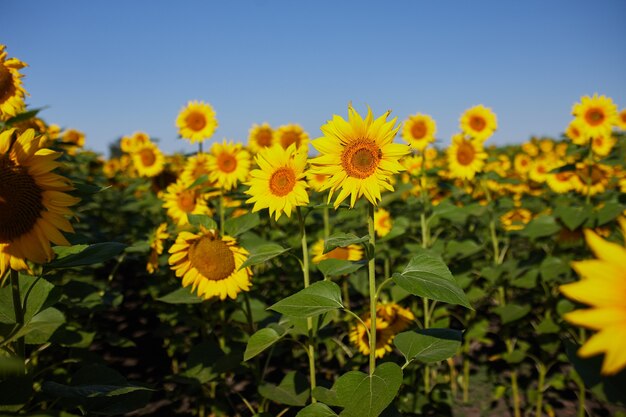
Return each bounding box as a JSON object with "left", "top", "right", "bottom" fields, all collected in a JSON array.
[
  {"left": 248, "top": 122, "right": 274, "bottom": 153},
  {"left": 310, "top": 239, "right": 363, "bottom": 264},
  {"left": 572, "top": 94, "right": 618, "bottom": 139},
  {"left": 180, "top": 152, "right": 212, "bottom": 185},
  {"left": 539, "top": 139, "right": 554, "bottom": 154},
  {"left": 349, "top": 316, "right": 395, "bottom": 359},
  {"left": 573, "top": 163, "right": 611, "bottom": 196},
  {"left": 528, "top": 157, "right": 554, "bottom": 184},
  {"left": 62, "top": 129, "right": 85, "bottom": 148},
  {"left": 0, "top": 129, "right": 79, "bottom": 277},
  {"left": 377, "top": 303, "right": 415, "bottom": 334},
  {"left": 103, "top": 158, "right": 120, "bottom": 179},
  {"left": 617, "top": 109, "right": 626, "bottom": 130},
  {"left": 245, "top": 144, "right": 309, "bottom": 220},
  {"left": 309, "top": 106, "right": 409, "bottom": 208},
  {"left": 147, "top": 222, "right": 170, "bottom": 274},
  {"left": 500, "top": 208, "right": 533, "bottom": 231},
  {"left": 446, "top": 134, "right": 487, "bottom": 180},
  {"left": 132, "top": 142, "right": 165, "bottom": 178},
  {"left": 560, "top": 220, "right": 626, "bottom": 375},
  {"left": 0, "top": 44, "right": 28, "bottom": 118},
  {"left": 274, "top": 124, "right": 309, "bottom": 150},
  {"left": 459, "top": 105, "right": 497, "bottom": 142},
  {"left": 162, "top": 178, "right": 212, "bottom": 226},
  {"left": 168, "top": 228, "right": 252, "bottom": 300},
  {"left": 546, "top": 170, "right": 576, "bottom": 194},
  {"left": 374, "top": 208, "right": 392, "bottom": 237},
  {"left": 176, "top": 101, "right": 218, "bottom": 143},
  {"left": 305, "top": 171, "right": 329, "bottom": 192},
  {"left": 565, "top": 119, "right": 588, "bottom": 145},
  {"left": 522, "top": 140, "right": 540, "bottom": 157},
  {"left": 207, "top": 140, "right": 250, "bottom": 191},
  {"left": 591, "top": 133, "right": 616, "bottom": 157},
  {"left": 401, "top": 113, "right": 436, "bottom": 151}
]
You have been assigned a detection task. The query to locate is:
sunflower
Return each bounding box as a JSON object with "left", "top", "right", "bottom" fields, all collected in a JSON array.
[
  {"left": 207, "top": 140, "right": 250, "bottom": 191},
  {"left": 572, "top": 94, "right": 618, "bottom": 139},
  {"left": 528, "top": 157, "right": 553, "bottom": 184},
  {"left": 459, "top": 105, "right": 497, "bottom": 142},
  {"left": 446, "top": 134, "right": 487, "bottom": 180},
  {"left": 591, "top": 133, "right": 616, "bottom": 157},
  {"left": 306, "top": 171, "right": 329, "bottom": 192},
  {"left": 0, "top": 45, "right": 28, "bottom": 118},
  {"left": 521, "top": 140, "right": 540, "bottom": 157},
  {"left": 132, "top": 142, "right": 165, "bottom": 178},
  {"left": 500, "top": 208, "right": 533, "bottom": 231},
  {"left": 349, "top": 316, "right": 395, "bottom": 359},
  {"left": 559, "top": 220, "right": 626, "bottom": 374},
  {"left": 401, "top": 113, "right": 436, "bottom": 151},
  {"left": 309, "top": 106, "right": 409, "bottom": 208},
  {"left": 245, "top": 144, "right": 309, "bottom": 220},
  {"left": 180, "top": 152, "right": 212, "bottom": 185},
  {"left": 311, "top": 239, "right": 363, "bottom": 264},
  {"left": 565, "top": 119, "right": 588, "bottom": 145},
  {"left": 168, "top": 228, "right": 252, "bottom": 300},
  {"left": 162, "top": 178, "right": 212, "bottom": 226},
  {"left": 147, "top": 222, "right": 170, "bottom": 274},
  {"left": 374, "top": 208, "right": 392, "bottom": 237},
  {"left": 176, "top": 101, "right": 218, "bottom": 143},
  {"left": 539, "top": 139, "right": 554, "bottom": 154},
  {"left": 248, "top": 122, "right": 274, "bottom": 153},
  {"left": 62, "top": 129, "right": 85, "bottom": 148},
  {"left": 573, "top": 163, "right": 611, "bottom": 196},
  {"left": 377, "top": 303, "right": 415, "bottom": 333},
  {"left": 103, "top": 158, "right": 120, "bottom": 178},
  {"left": 546, "top": 170, "right": 576, "bottom": 194},
  {"left": 617, "top": 109, "right": 626, "bottom": 130},
  {"left": 0, "top": 129, "right": 79, "bottom": 277},
  {"left": 274, "top": 124, "right": 309, "bottom": 150}
]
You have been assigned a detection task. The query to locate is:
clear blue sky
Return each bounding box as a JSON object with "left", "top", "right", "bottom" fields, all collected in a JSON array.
[{"left": 2, "top": 0, "right": 625, "bottom": 156}]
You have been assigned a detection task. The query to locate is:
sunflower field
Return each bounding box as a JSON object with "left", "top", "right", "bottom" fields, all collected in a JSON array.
[{"left": 1, "top": 43, "right": 626, "bottom": 417}]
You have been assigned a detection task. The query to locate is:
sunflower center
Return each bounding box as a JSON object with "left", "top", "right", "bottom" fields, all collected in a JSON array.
[
  {"left": 256, "top": 129, "right": 273, "bottom": 147},
  {"left": 189, "top": 236, "right": 236, "bottom": 281},
  {"left": 217, "top": 153, "right": 237, "bottom": 173},
  {"left": 585, "top": 108, "right": 605, "bottom": 126},
  {"left": 555, "top": 172, "right": 573, "bottom": 182},
  {"left": 411, "top": 121, "right": 427, "bottom": 139},
  {"left": 280, "top": 132, "right": 301, "bottom": 149},
  {"left": 186, "top": 111, "right": 207, "bottom": 131},
  {"left": 177, "top": 190, "right": 197, "bottom": 212},
  {"left": 0, "top": 156, "right": 45, "bottom": 243},
  {"left": 456, "top": 141, "right": 476, "bottom": 166},
  {"left": 470, "top": 116, "right": 486, "bottom": 132},
  {"left": 0, "top": 65, "right": 15, "bottom": 102},
  {"left": 269, "top": 167, "right": 296, "bottom": 197},
  {"left": 139, "top": 148, "right": 156, "bottom": 167},
  {"left": 326, "top": 247, "right": 350, "bottom": 260},
  {"left": 342, "top": 140, "right": 382, "bottom": 179},
  {"left": 621, "top": 112, "right": 626, "bottom": 124}
]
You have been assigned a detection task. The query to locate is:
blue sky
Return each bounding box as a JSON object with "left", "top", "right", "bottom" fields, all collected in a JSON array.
[{"left": 2, "top": 0, "right": 625, "bottom": 156}]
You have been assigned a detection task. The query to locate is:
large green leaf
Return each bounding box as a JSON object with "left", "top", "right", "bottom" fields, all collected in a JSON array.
[
  {"left": 317, "top": 259, "right": 364, "bottom": 277},
  {"left": 225, "top": 212, "right": 260, "bottom": 236},
  {"left": 324, "top": 233, "right": 368, "bottom": 253},
  {"left": 522, "top": 215, "right": 560, "bottom": 239},
  {"left": 335, "top": 362, "right": 403, "bottom": 417},
  {"left": 244, "top": 324, "right": 288, "bottom": 361},
  {"left": 554, "top": 205, "right": 590, "bottom": 231},
  {"left": 156, "top": 287, "right": 203, "bottom": 304},
  {"left": 46, "top": 243, "right": 126, "bottom": 268},
  {"left": 269, "top": 281, "right": 343, "bottom": 318},
  {"left": 392, "top": 251, "right": 472, "bottom": 309},
  {"left": 20, "top": 307, "right": 65, "bottom": 344},
  {"left": 0, "top": 275, "right": 56, "bottom": 324},
  {"left": 258, "top": 371, "right": 310, "bottom": 406},
  {"left": 239, "top": 244, "right": 291, "bottom": 269},
  {"left": 394, "top": 329, "right": 462, "bottom": 364},
  {"left": 296, "top": 403, "right": 338, "bottom": 417}
]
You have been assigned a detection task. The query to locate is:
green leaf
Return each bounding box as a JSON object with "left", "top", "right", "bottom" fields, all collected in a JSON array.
[
  {"left": 523, "top": 215, "right": 560, "bottom": 239},
  {"left": 317, "top": 259, "right": 364, "bottom": 277},
  {"left": 180, "top": 342, "right": 226, "bottom": 384},
  {"left": 540, "top": 256, "right": 570, "bottom": 282},
  {"left": 445, "top": 240, "right": 482, "bottom": 260},
  {"left": 0, "top": 275, "right": 56, "bottom": 324},
  {"left": 269, "top": 281, "right": 343, "bottom": 318},
  {"left": 335, "top": 362, "right": 403, "bottom": 417},
  {"left": 225, "top": 212, "right": 260, "bottom": 237},
  {"left": 20, "top": 307, "right": 65, "bottom": 344},
  {"left": 296, "top": 403, "right": 338, "bottom": 417},
  {"left": 239, "top": 244, "right": 291, "bottom": 269},
  {"left": 324, "top": 233, "right": 368, "bottom": 253},
  {"left": 244, "top": 326, "right": 287, "bottom": 361},
  {"left": 46, "top": 242, "right": 126, "bottom": 268},
  {"left": 188, "top": 214, "right": 218, "bottom": 230},
  {"left": 258, "top": 371, "right": 310, "bottom": 406},
  {"left": 312, "top": 386, "right": 341, "bottom": 407},
  {"left": 156, "top": 287, "right": 203, "bottom": 304},
  {"left": 494, "top": 304, "right": 531, "bottom": 325},
  {"left": 392, "top": 251, "right": 472, "bottom": 309},
  {"left": 394, "top": 329, "right": 462, "bottom": 364},
  {"left": 597, "top": 201, "right": 624, "bottom": 225},
  {"left": 554, "top": 206, "right": 590, "bottom": 230},
  {"left": 536, "top": 314, "right": 560, "bottom": 335}
]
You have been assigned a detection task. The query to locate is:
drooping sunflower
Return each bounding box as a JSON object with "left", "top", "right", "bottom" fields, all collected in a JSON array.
[
  {"left": 275, "top": 124, "right": 309, "bottom": 150},
  {"left": 446, "top": 134, "right": 487, "bottom": 180},
  {"left": 0, "top": 44, "right": 28, "bottom": 118},
  {"left": 374, "top": 208, "right": 392, "bottom": 237},
  {"left": 132, "top": 142, "right": 165, "bottom": 178},
  {"left": 349, "top": 316, "right": 395, "bottom": 359},
  {"left": 168, "top": 228, "right": 252, "bottom": 300},
  {"left": 309, "top": 106, "right": 409, "bottom": 208},
  {"left": 311, "top": 239, "right": 363, "bottom": 264},
  {"left": 560, "top": 220, "right": 626, "bottom": 375},
  {"left": 248, "top": 122, "right": 274, "bottom": 153},
  {"left": 500, "top": 208, "right": 533, "bottom": 231},
  {"left": 147, "top": 222, "right": 170, "bottom": 274},
  {"left": 572, "top": 94, "right": 618, "bottom": 139},
  {"left": 459, "top": 105, "right": 497, "bottom": 142},
  {"left": 401, "top": 113, "right": 436, "bottom": 151},
  {"left": 245, "top": 144, "right": 309, "bottom": 220},
  {"left": 0, "top": 129, "right": 79, "bottom": 277},
  {"left": 207, "top": 140, "right": 251, "bottom": 191},
  {"left": 176, "top": 101, "right": 218, "bottom": 143},
  {"left": 162, "top": 178, "right": 212, "bottom": 226}
]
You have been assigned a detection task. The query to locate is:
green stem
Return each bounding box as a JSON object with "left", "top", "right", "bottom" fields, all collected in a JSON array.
[
  {"left": 367, "top": 203, "right": 377, "bottom": 375},
  {"left": 511, "top": 370, "right": 521, "bottom": 417},
  {"left": 243, "top": 293, "right": 255, "bottom": 335},
  {"left": 10, "top": 269, "right": 24, "bottom": 361},
  {"left": 423, "top": 297, "right": 430, "bottom": 393},
  {"left": 536, "top": 364, "right": 546, "bottom": 417},
  {"left": 323, "top": 206, "right": 330, "bottom": 239},
  {"left": 297, "top": 207, "right": 316, "bottom": 402},
  {"left": 578, "top": 381, "right": 586, "bottom": 417},
  {"left": 463, "top": 355, "right": 470, "bottom": 403}
]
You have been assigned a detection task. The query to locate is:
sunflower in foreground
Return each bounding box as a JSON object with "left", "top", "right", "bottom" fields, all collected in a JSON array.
[
  {"left": 560, "top": 220, "right": 626, "bottom": 375},
  {"left": 168, "top": 228, "right": 252, "bottom": 300},
  {"left": 571, "top": 94, "right": 617, "bottom": 139},
  {"left": 208, "top": 140, "right": 251, "bottom": 191},
  {"left": 309, "top": 105, "right": 409, "bottom": 208},
  {"left": 460, "top": 105, "right": 497, "bottom": 142},
  {"left": 311, "top": 239, "right": 363, "bottom": 264},
  {"left": 0, "top": 128, "right": 79, "bottom": 277},
  {"left": 245, "top": 144, "right": 309, "bottom": 220},
  {"left": 401, "top": 113, "right": 436, "bottom": 151},
  {"left": 248, "top": 122, "right": 274, "bottom": 153},
  {"left": 446, "top": 134, "right": 487, "bottom": 180},
  {"left": 132, "top": 142, "right": 165, "bottom": 178},
  {"left": 0, "top": 44, "right": 28, "bottom": 118},
  {"left": 162, "top": 178, "right": 212, "bottom": 226},
  {"left": 176, "top": 101, "right": 218, "bottom": 143}
]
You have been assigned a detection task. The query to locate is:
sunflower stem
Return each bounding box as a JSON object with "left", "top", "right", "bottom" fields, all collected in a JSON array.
[
  {"left": 367, "top": 203, "right": 377, "bottom": 375},
  {"left": 296, "top": 207, "right": 317, "bottom": 402},
  {"left": 323, "top": 206, "right": 330, "bottom": 239},
  {"left": 10, "top": 269, "right": 25, "bottom": 361},
  {"left": 219, "top": 191, "right": 225, "bottom": 235}
]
